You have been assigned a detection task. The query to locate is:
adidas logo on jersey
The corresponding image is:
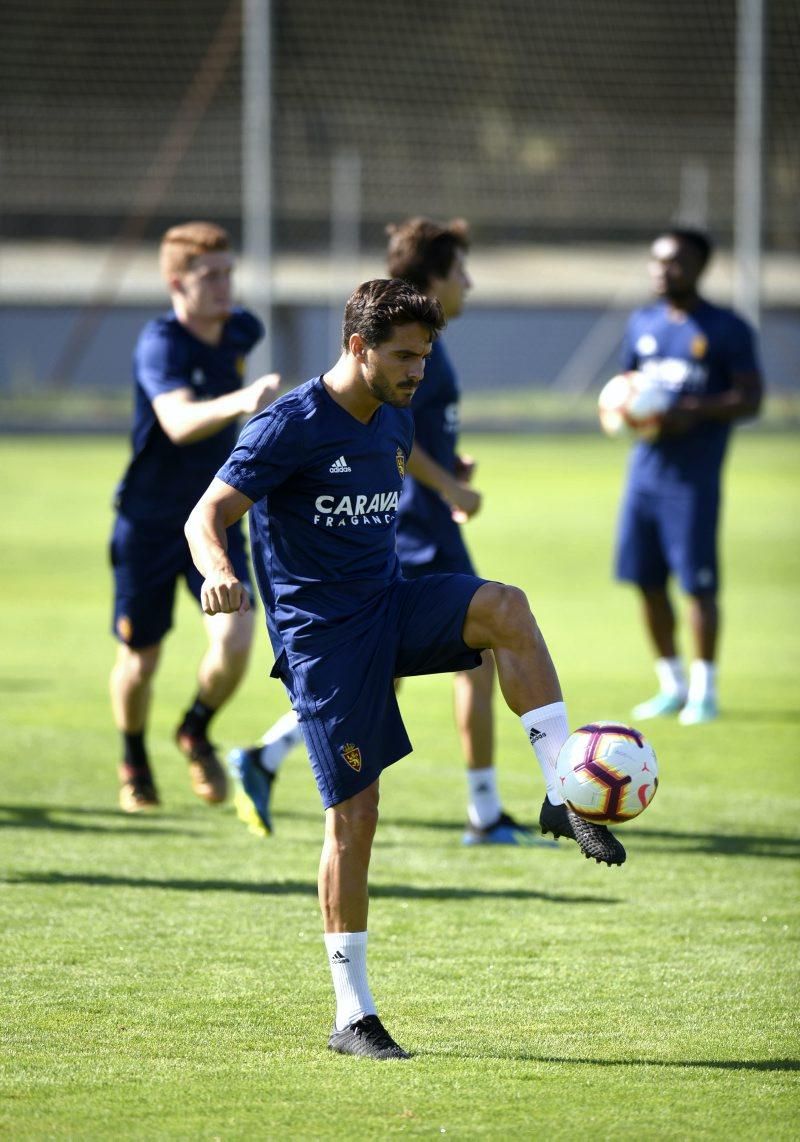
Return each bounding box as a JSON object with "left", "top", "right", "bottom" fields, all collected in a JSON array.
[{"left": 329, "top": 455, "right": 351, "bottom": 473}]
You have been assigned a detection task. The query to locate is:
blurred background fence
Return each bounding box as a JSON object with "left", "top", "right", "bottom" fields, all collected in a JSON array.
[{"left": 1, "top": 0, "right": 798, "bottom": 429}]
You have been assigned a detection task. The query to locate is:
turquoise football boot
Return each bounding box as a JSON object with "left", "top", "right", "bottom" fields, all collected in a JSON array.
[
  {"left": 678, "top": 696, "right": 719, "bottom": 725},
  {"left": 632, "top": 691, "right": 685, "bottom": 720}
]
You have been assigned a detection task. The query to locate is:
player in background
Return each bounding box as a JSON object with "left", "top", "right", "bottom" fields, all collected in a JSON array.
[
  {"left": 615, "top": 228, "right": 763, "bottom": 725},
  {"left": 389, "top": 216, "right": 532, "bottom": 843},
  {"left": 110, "top": 221, "right": 280, "bottom": 812},
  {"left": 228, "top": 218, "right": 531, "bottom": 846},
  {"left": 186, "top": 279, "right": 626, "bottom": 1061}
]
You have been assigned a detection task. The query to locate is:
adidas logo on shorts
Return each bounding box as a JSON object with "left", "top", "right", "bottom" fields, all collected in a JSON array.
[{"left": 329, "top": 455, "right": 351, "bottom": 473}]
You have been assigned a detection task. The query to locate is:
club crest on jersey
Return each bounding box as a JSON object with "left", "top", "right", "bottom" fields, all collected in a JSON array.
[
  {"left": 236, "top": 355, "right": 246, "bottom": 377},
  {"left": 636, "top": 333, "right": 658, "bottom": 356},
  {"left": 341, "top": 742, "right": 362, "bottom": 772},
  {"left": 691, "top": 334, "right": 708, "bottom": 359},
  {"left": 396, "top": 448, "right": 406, "bottom": 479},
  {"left": 116, "top": 615, "right": 134, "bottom": 643}
]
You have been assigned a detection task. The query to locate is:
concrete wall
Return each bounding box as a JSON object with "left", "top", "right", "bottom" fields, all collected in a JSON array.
[{"left": 1, "top": 302, "right": 797, "bottom": 396}]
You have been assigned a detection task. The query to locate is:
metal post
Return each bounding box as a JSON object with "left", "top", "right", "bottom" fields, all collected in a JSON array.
[
  {"left": 242, "top": 0, "right": 273, "bottom": 375},
  {"left": 328, "top": 150, "right": 362, "bottom": 354},
  {"left": 733, "top": 0, "right": 764, "bottom": 328}
]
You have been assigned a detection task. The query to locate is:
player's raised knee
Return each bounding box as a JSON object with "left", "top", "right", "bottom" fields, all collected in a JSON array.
[
  {"left": 466, "top": 581, "right": 536, "bottom": 648},
  {"left": 496, "top": 583, "right": 538, "bottom": 638}
]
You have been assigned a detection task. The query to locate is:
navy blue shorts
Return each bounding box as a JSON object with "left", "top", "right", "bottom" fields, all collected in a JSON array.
[
  {"left": 272, "top": 573, "right": 486, "bottom": 808},
  {"left": 399, "top": 536, "right": 476, "bottom": 580},
  {"left": 614, "top": 483, "right": 720, "bottom": 595},
  {"left": 110, "top": 514, "right": 252, "bottom": 648}
]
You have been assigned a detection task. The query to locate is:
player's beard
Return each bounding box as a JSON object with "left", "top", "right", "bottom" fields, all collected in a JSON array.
[{"left": 365, "top": 369, "right": 418, "bottom": 408}]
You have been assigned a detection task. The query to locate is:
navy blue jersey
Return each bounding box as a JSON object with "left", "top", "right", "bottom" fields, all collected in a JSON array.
[
  {"left": 217, "top": 377, "right": 414, "bottom": 662},
  {"left": 622, "top": 299, "right": 760, "bottom": 490},
  {"left": 114, "top": 307, "right": 263, "bottom": 525},
  {"left": 395, "top": 339, "right": 465, "bottom": 568}
]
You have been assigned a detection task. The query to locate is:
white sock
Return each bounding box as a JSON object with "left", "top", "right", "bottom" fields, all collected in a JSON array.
[
  {"left": 323, "top": 931, "right": 376, "bottom": 1031},
  {"left": 655, "top": 657, "right": 687, "bottom": 699},
  {"left": 466, "top": 767, "right": 502, "bottom": 828},
  {"left": 520, "top": 701, "right": 569, "bottom": 806},
  {"left": 259, "top": 709, "right": 302, "bottom": 774},
  {"left": 688, "top": 660, "right": 716, "bottom": 703}
]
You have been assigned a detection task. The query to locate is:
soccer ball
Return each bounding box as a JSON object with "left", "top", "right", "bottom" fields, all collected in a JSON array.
[
  {"left": 555, "top": 722, "right": 659, "bottom": 824},
  {"left": 597, "top": 371, "right": 671, "bottom": 440}
]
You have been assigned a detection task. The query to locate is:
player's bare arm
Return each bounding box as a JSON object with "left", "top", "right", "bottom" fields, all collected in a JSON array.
[
  {"left": 185, "top": 478, "right": 255, "bottom": 615},
  {"left": 658, "top": 368, "right": 763, "bottom": 436},
  {"left": 453, "top": 453, "right": 476, "bottom": 482},
  {"left": 153, "top": 373, "right": 280, "bottom": 446},
  {"left": 407, "top": 442, "right": 482, "bottom": 522}
]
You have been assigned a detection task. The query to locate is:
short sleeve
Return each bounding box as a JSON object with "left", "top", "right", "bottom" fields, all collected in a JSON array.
[
  {"left": 229, "top": 309, "right": 265, "bottom": 353},
  {"left": 217, "top": 405, "right": 301, "bottom": 502},
  {"left": 135, "top": 324, "right": 192, "bottom": 401},
  {"left": 725, "top": 315, "right": 760, "bottom": 375}
]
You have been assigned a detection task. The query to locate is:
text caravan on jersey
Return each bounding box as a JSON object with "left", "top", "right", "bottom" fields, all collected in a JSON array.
[{"left": 313, "top": 491, "right": 400, "bottom": 527}]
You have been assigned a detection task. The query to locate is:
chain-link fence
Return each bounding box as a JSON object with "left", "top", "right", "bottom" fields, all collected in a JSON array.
[{"left": 2, "top": 0, "right": 798, "bottom": 248}]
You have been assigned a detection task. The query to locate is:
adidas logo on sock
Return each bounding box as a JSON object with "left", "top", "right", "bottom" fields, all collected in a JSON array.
[
  {"left": 329, "top": 455, "right": 351, "bottom": 473},
  {"left": 331, "top": 949, "right": 350, "bottom": 964},
  {"left": 529, "top": 728, "right": 546, "bottom": 745}
]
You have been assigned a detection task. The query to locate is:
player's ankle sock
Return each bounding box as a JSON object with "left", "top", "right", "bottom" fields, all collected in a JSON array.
[
  {"left": 324, "top": 931, "right": 376, "bottom": 1030},
  {"left": 466, "top": 766, "right": 503, "bottom": 828},
  {"left": 122, "top": 732, "right": 149, "bottom": 772},
  {"left": 180, "top": 695, "right": 217, "bottom": 737},
  {"left": 259, "top": 709, "right": 303, "bottom": 774},
  {"left": 688, "top": 659, "right": 716, "bottom": 703},
  {"left": 655, "top": 656, "right": 687, "bottom": 698},
  {"left": 521, "top": 701, "right": 569, "bottom": 806}
]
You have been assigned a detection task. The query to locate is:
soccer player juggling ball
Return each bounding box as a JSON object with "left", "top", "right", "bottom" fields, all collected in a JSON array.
[
  {"left": 229, "top": 216, "right": 533, "bottom": 846},
  {"left": 185, "top": 278, "right": 625, "bottom": 1061},
  {"left": 110, "top": 221, "right": 279, "bottom": 813}
]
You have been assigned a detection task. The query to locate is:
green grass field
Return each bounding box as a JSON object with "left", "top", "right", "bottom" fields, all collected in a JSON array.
[{"left": 2, "top": 433, "right": 798, "bottom": 1139}]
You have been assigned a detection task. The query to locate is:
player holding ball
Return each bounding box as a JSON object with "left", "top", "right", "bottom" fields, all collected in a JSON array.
[{"left": 612, "top": 228, "right": 763, "bottom": 725}]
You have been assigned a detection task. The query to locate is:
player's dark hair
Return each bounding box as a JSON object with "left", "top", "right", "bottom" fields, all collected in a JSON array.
[
  {"left": 662, "top": 227, "right": 713, "bottom": 269},
  {"left": 342, "top": 278, "right": 445, "bottom": 349},
  {"left": 385, "top": 217, "right": 470, "bottom": 291}
]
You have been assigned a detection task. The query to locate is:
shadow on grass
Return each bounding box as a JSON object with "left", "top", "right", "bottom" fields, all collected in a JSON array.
[
  {"left": 715, "top": 708, "right": 800, "bottom": 724},
  {"left": 619, "top": 825, "right": 800, "bottom": 859},
  {"left": 427, "top": 1050, "right": 800, "bottom": 1072},
  {"left": 3, "top": 869, "right": 619, "bottom": 906},
  {"left": 4, "top": 803, "right": 796, "bottom": 858},
  {"left": 0, "top": 677, "right": 52, "bottom": 693},
  {"left": 278, "top": 810, "right": 800, "bottom": 859},
  {"left": 0, "top": 804, "right": 198, "bottom": 836}
]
